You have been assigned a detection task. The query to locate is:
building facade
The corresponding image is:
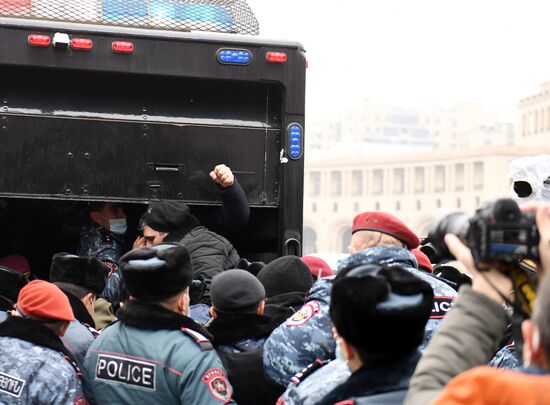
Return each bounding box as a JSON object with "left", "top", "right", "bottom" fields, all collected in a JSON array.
[{"left": 303, "top": 145, "right": 550, "bottom": 254}]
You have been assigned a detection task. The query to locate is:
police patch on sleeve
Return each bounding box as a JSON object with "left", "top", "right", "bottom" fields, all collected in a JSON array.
[
  {"left": 285, "top": 301, "right": 320, "bottom": 327},
  {"left": 0, "top": 372, "right": 25, "bottom": 398},
  {"left": 201, "top": 368, "right": 232, "bottom": 403},
  {"left": 431, "top": 296, "right": 454, "bottom": 319},
  {"left": 95, "top": 354, "right": 156, "bottom": 391}
]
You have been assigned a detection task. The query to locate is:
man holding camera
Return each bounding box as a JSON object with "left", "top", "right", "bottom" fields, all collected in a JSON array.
[{"left": 406, "top": 203, "right": 550, "bottom": 405}]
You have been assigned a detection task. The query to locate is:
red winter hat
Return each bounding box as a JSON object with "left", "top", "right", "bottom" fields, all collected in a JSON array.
[
  {"left": 301, "top": 256, "right": 334, "bottom": 278},
  {"left": 17, "top": 280, "right": 74, "bottom": 322},
  {"left": 352, "top": 212, "right": 419, "bottom": 250},
  {"left": 0, "top": 255, "right": 30, "bottom": 277},
  {"left": 412, "top": 249, "right": 433, "bottom": 273}
]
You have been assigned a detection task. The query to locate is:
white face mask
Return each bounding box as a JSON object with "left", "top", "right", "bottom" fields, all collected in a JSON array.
[
  {"left": 109, "top": 218, "right": 127, "bottom": 235},
  {"left": 335, "top": 338, "right": 348, "bottom": 366}
]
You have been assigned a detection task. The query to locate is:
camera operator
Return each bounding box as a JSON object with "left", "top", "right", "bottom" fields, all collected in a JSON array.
[{"left": 405, "top": 203, "right": 550, "bottom": 405}]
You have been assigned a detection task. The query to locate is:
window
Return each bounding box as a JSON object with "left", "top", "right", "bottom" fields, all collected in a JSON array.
[
  {"left": 333, "top": 202, "right": 338, "bottom": 212},
  {"left": 473, "top": 162, "right": 484, "bottom": 190},
  {"left": 330, "top": 171, "right": 342, "bottom": 197},
  {"left": 434, "top": 165, "right": 445, "bottom": 192},
  {"left": 354, "top": 202, "right": 360, "bottom": 212},
  {"left": 414, "top": 167, "right": 425, "bottom": 193},
  {"left": 351, "top": 170, "right": 363, "bottom": 196},
  {"left": 373, "top": 170, "right": 384, "bottom": 195},
  {"left": 454, "top": 164, "right": 465, "bottom": 191},
  {"left": 476, "top": 196, "right": 481, "bottom": 206},
  {"left": 303, "top": 227, "right": 317, "bottom": 255},
  {"left": 393, "top": 168, "right": 405, "bottom": 194},
  {"left": 456, "top": 198, "right": 461, "bottom": 208},
  {"left": 310, "top": 172, "right": 321, "bottom": 197},
  {"left": 341, "top": 227, "right": 352, "bottom": 253},
  {"left": 375, "top": 201, "right": 380, "bottom": 211},
  {"left": 436, "top": 199, "right": 442, "bottom": 208},
  {"left": 312, "top": 203, "right": 317, "bottom": 213},
  {"left": 535, "top": 110, "right": 539, "bottom": 133},
  {"left": 395, "top": 201, "right": 401, "bottom": 211},
  {"left": 416, "top": 200, "right": 421, "bottom": 210}
]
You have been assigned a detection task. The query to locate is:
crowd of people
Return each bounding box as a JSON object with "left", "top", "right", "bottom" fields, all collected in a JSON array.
[{"left": 0, "top": 163, "right": 548, "bottom": 404}]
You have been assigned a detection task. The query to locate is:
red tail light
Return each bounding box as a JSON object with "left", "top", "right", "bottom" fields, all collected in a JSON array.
[
  {"left": 70, "top": 38, "right": 93, "bottom": 51},
  {"left": 112, "top": 41, "right": 134, "bottom": 54},
  {"left": 266, "top": 52, "right": 287, "bottom": 64},
  {"left": 28, "top": 34, "right": 51, "bottom": 47}
]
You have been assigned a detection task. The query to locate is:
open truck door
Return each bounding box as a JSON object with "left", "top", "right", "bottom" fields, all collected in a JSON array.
[{"left": 0, "top": 0, "right": 306, "bottom": 264}]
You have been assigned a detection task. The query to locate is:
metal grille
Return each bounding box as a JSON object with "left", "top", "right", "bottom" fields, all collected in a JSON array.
[{"left": 0, "top": 0, "right": 260, "bottom": 35}]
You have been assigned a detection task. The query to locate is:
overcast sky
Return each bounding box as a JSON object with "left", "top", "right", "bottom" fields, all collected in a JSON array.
[{"left": 248, "top": 0, "right": 550, "bottom": 122}]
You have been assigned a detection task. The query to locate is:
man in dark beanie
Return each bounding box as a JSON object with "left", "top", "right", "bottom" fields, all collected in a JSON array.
[
  {"left": 49, "top": 253, "right": 108, "bottom": 366},
  {"left": 83, "top": 244, "right": 235, "bottom": 405},
  {"left": 207, "top": 269, "right": 271, "bottom": 353},
  {"left": 317, "top": 263, "right": 434, "bottom": 405},
  {"left": 256, "top": 256, "right": 313, "bottom": 326},
  {"left": 134, "top": 199, "right": 240, "bottom": 318},
  {"left": 207, "top": 269, "right": 284, "bottom": 405}
]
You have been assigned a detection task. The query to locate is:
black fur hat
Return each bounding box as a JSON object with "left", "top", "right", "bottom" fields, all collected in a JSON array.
[
  {"left": 330, "top": 263, "right": 434, "bottom": 357},
  {"left": 50, "top": 253, "right": 109, "bottom": 295},
  {"left": 0, "top": 266, "right": 28, "bottom": 308},
  {"left": 119, "top": 243, "right": 193, "bottom": 300}
]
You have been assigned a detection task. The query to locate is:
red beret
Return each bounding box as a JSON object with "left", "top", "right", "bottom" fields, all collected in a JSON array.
[
  {"left": 17, "top": 280, "right": 74, "bottom": 322},
  {"left": 352, "top": 212, "right": 419, "bottom": 250},
  {"left": 0, "top": 255, "right": 30, "bottom": 276},
  {"left": 301, "top": 256, "right": 334, "bottom": 278},
  {"left": 412, "top": 249, "right": 433, "bottom": 273}
]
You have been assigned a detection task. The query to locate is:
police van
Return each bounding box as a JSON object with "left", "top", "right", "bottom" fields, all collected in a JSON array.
[{"left": 0, "top": 0, "right": 306, "bottom": 278}]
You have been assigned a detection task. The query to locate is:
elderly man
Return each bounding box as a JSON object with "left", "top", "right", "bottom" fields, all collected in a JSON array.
[{"left": 272, "top": 211, "right": 457, "bottom": 405}]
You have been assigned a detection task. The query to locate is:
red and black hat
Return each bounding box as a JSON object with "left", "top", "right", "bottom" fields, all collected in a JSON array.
[{"left": 352, "top": 212, "right": 420, "bottom": 250}]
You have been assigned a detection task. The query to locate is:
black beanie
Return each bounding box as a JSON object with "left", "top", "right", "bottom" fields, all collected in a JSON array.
[
  {"left": 50, "top": 253, "right": 109, "bottom": 295},
  {"left": 330, "top": 263, "right": 433, "bottom": 356},
  {"left": 211, "top": 269, "right": 266, "bottom": 312},
  {"left": 0, "top": 266, "right": 28, "bottom": 306},
  {"left": 141, "top": 201, "right": 200, "bottom": 233},
  {"left": 120, "top": 243, "right": 193, "bottom": 300},
  {"left": 257, "top": 256, "right": 313, "bottom": 298}
]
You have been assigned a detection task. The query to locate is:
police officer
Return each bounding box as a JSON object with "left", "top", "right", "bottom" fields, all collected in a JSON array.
[
  {"left": 77, "top": 201, "right": 126, "bottom": 305},
  {"left": 83, "top": 243, "right": 235, "bottom": 404},
  {"left": 264, "top": 211, "right": 458, "bottom": 390},
  {"left": 317, "top": 263, "right": 434, "bottom": 405},
  {"left": 49, "top": 253, "right": 108, "bottom": 367},
  {"left": 0, "top": 280, "right": 86, "bottom": 404}
]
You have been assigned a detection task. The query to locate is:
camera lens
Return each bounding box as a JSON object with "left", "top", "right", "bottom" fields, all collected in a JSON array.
[{"left": 513, "top": 180, "right": 533, "bottom": 198}]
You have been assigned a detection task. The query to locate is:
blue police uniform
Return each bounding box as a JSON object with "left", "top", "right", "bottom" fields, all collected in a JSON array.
[
  {"left": 77, "top": 221, "right": 123, "bottom": 304},
  {"left": 0, "top": 316, "right": 87, "bottom": 405},
  {"left": 263, "top": 246, "right": 458, "bottom": 387}
]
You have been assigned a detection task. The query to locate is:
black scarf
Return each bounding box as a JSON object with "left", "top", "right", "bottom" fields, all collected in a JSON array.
[
  {"left": 206, "top": 313, "right": 274, "bottom": 345},
  {"left": 61, "top": 289, "right": 96, "bottom": 329},
  {"left": 117, "top": 300, "right": 213, "bottom": 340},
  {"left": 264, "top": 291, "right": 307, "bottom": 327},
  {"left": 0, "top": 316, "right": 81, "bottom": 374}
]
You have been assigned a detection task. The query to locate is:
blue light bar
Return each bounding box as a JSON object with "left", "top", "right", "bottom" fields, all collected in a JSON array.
[
  {"left": 217, "top": 49, "right": 251, "bottom": 65},
  {"left": 289, "top": 124, "right": 303, "bottom": 159}
]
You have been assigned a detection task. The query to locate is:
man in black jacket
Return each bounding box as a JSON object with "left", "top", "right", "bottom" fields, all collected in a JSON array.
[{"left": 207, "top": 269, "right": 283, "bottom": 405}]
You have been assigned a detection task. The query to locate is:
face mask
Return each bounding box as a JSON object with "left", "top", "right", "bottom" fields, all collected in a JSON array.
[
  {"left": 109, "top": 218, "right": 127, "bottom": 235},
  {"left": 335, "top": 338, "right": 348, "bottom": 365}
]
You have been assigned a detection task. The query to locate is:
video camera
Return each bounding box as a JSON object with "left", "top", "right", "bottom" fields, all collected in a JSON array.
[{"left": 421, "top": 198, "right": 539, "bottom": 266}]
